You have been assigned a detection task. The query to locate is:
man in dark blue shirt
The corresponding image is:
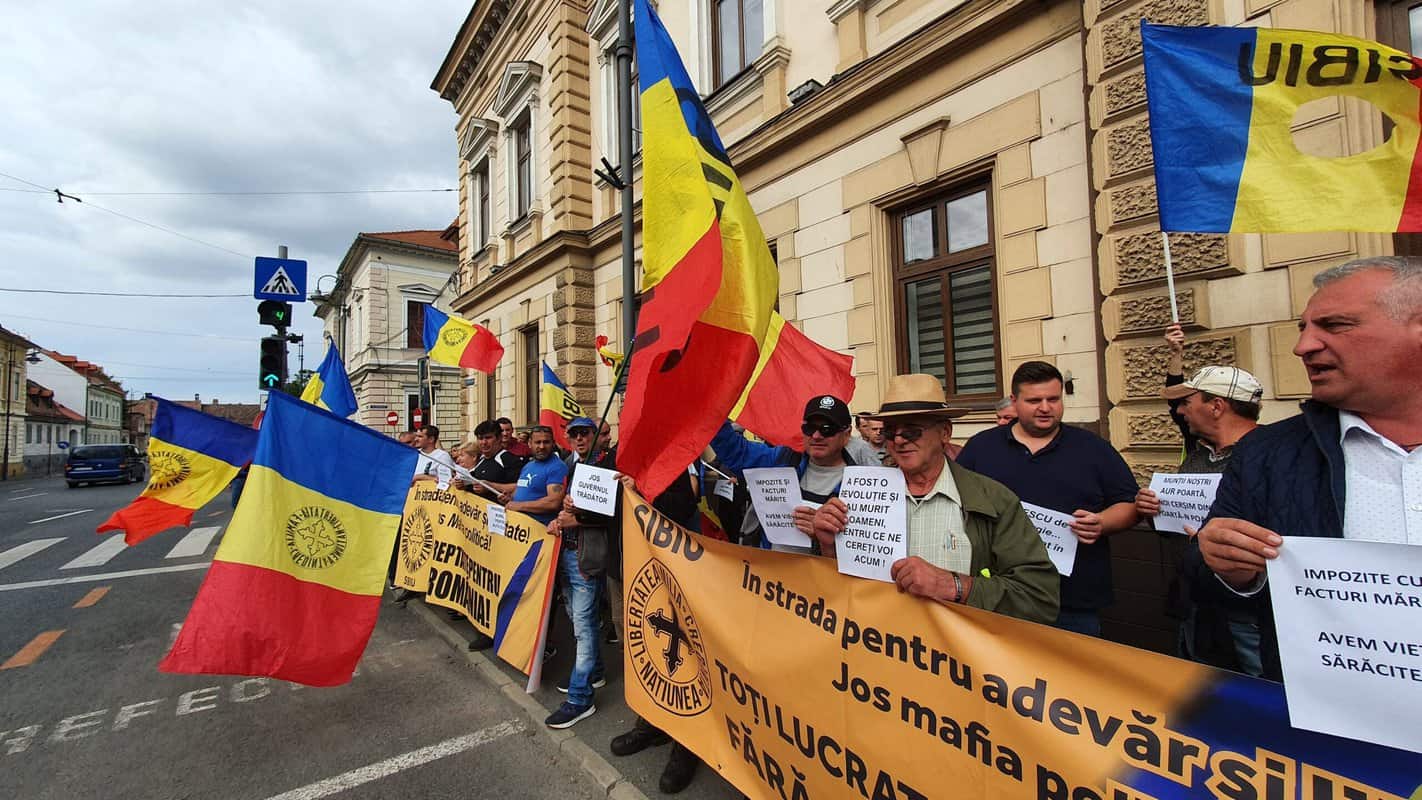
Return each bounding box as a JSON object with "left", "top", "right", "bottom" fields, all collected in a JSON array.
[{"left": 957, "top": 361, "right": 1139, "bottom": 636}]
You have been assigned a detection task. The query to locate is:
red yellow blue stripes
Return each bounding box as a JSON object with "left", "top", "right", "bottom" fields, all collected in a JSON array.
[
  {"left": 97, "top": 398, "right": 257, "bottom": 545},
  {"left": 616, "top": 0, "right": 779, "bottom": 499},
  {"left": 160, "top": 391, "right": 418, "bottom": 686},
  {"left": 299, "top": 343, "right": 357, "bottom": 417},
  {"left": 539, "top": 363, "right": 583, "bottom": 450},
  {"left": 1143, "top": 23, "right": 1422, "bottom": 232},
  {"left": 421, "top": 304, "right": 504, "bottom": 373},
  {"left": 729, "top": 312, "right": 856, "bottom": 448}
]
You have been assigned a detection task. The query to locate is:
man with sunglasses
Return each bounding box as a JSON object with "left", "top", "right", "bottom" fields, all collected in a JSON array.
[
  {"left": 710, "top": 395, "right": 860, "bottom": 552},
  {"left": 810, "top": 374, "right": 1059, "bottom": 623},
  {"left": 957, "top": 361, "right": 1139, "bottom": 636}
]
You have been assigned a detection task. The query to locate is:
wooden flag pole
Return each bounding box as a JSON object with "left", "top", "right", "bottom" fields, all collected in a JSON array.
[{"left": 1161, "top": 231, "right": 1180, "bottom": 323}]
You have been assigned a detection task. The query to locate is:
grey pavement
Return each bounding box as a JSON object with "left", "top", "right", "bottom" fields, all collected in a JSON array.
[
  {"left": 406, "top": 578, "right": 744, "bottom": 800},
  {"left": 0, "top": 476, "right": 607, "bottom": 800}
]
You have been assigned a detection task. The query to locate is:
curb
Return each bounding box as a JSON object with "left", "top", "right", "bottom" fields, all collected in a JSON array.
[{"left": 405, "top": 598, "right": 650, "bottom": 800}]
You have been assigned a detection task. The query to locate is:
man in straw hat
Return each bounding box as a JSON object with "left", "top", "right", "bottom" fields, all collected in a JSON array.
[
  {"left": 958, "top": 361, "right": 1140, "bottom": 637},
  {"left": 810, "top": 374, "right": 1059, "bottom": 623}
]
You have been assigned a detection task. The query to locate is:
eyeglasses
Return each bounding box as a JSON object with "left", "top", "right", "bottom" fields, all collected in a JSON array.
[
  {"left": 882, "top": 424, "right": 929, "bottom": 443},
  {"left": 569, "top": 429, "right": 594, "bottom": 438},
  {"left": 800, "top": 422, "right": 846, "bottom": 438}
]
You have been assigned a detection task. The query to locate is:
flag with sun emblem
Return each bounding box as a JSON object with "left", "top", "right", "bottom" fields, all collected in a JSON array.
[
  {"left": 97, "top": 398, "right": 258, "bottom": 546},
  {"left": 160, "top": 391, "right": 418, "bottom": 686}
]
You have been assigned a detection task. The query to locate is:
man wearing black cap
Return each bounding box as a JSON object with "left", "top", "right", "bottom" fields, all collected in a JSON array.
[{"left": 709, "top": 394, "right": 858, "bottom": 552}]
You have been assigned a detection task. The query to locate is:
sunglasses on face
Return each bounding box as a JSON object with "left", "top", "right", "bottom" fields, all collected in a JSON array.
[
  {"left": 800, "top": 422, "right": 846, "bottom": 438},
  {"left": 883, "top": 424, "right": 930, "bottom": 443},
  {"left": 569, "top": 429, "right": 594, "bottom": 438}
]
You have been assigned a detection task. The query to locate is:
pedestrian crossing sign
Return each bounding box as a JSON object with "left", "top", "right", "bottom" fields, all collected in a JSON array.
[{"left": 254, "top": 257, "right": 307, "bottom": 302}]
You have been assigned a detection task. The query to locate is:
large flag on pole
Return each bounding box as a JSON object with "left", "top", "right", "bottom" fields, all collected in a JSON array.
[
  {"left": 299, "top": 342, "right": 357, "bottom": 418},
  {"left": 160, "top": 390, "right": 418, "bottom": 686},
  {"left": 539, "top": 362, "right": 584, "bottom": 451},
  {"left": 618, "top": 0, "right": 779, "bottom": 498},
  {"left": 1142, "top": 22, "right": 1422, "bottom": 232},
  {"left": 97, "top": 398, "right": 258, "bottom": 546},
  {"left": 730, "top": 312, "right": 856, "bottom": 448},
  {"left": 421, "top": 304, "right": 504, "bottom": 373}
]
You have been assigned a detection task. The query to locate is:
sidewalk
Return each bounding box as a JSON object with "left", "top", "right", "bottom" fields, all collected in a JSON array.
[{"left": 397, "top": 592, "right": 742, "bottom": 800}]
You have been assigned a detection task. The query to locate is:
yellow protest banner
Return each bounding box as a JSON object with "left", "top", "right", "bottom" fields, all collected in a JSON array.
[
  {"left": 620, "top": 487, "right": 1420, "bottom": 800},
  {"left": 397, "top": 486, "right": 561, "bottom": 675}
]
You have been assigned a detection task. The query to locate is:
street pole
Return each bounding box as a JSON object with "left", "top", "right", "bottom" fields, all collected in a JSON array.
[
  {"left": 1, "top": 346, "right": 12, "bottom": 481},
  {"left": 616, "top": 0, "right": 637, "bottom": 371}
]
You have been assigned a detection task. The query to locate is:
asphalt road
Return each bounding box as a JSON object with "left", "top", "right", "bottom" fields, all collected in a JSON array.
[{"left": 0, "top": 476, "right": 604, "bottom": 800}]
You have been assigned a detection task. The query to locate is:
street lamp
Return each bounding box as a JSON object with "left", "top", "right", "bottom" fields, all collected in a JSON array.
[{"left": 3, "top": 347, "right": 42, "bottom": 481}]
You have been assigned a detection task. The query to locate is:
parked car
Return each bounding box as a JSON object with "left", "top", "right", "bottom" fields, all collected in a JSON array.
[{"left": 65, "top": 444, "right": 146, "bottom": 488}]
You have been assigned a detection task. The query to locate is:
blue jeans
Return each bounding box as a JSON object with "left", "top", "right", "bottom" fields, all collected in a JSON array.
[
  {"left": 1053, "top": 608, "right": 1102, "bottom": 637},
  {"left": 560, "top": 550, "right": 603, "bottom": 707}
]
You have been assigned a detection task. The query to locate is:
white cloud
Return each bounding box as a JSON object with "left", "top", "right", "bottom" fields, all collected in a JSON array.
[{"left": 0, "top": 0, "right": 468, "bottom": 404}]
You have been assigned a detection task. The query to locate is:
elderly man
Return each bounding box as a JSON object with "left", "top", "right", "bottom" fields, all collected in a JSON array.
[
  {"left": 1134, "top": 329, "right": 1265, "bottom": 675},
  {"left": 958, "top": 362, "right": 1139, "bottom": 636},
  {"left": 994, "top": 398, "right": 1017, "bottom": 426},
  {"left": 811, "top": 374, "right": 1059, "bottom": 623},
  {"left": 1198, "top": 256, "right": 1422, "bottom": 681},
  {"left": 711, "top": 395, "right": 859, "bottom": 553}
]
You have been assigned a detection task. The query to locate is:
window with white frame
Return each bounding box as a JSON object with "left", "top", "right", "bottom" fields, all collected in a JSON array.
[
  {"left": 492, "top": 62, "right": 543, "bottom": 227},
  {"left": 459, "top": 117, "right": 499, "bottom": 251}
]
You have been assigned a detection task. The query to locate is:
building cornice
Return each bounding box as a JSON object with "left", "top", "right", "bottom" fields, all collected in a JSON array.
[
  {"left": 728, "top": 0, "right": 1048, "bottom": 174},
  {"left": 431, "top": 0, "right": 519, "bottom": 103}
]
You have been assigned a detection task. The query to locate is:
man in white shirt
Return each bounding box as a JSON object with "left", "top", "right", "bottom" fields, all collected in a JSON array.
[
  {"left": 1197, "top": 256, "right": 1422, "bottom": 680},
  {"left": 410, "top": 425, "right": 453, "bottom": 491}
]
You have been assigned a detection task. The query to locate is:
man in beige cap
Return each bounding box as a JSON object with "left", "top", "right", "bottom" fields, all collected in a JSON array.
[
  {"left": 1136, "top": 355, "right": 1264, "bottom": 676},
  {"left": 810, "top": 374, "right": 1059, "bottom": 623}
]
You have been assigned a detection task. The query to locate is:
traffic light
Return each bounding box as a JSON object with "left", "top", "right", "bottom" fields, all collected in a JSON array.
[
  {"left": 259, "top": 336, "right": 287, "bottom": 390},
  {"left": 258, "top": 300, "right": 293, "bottom": 328}
]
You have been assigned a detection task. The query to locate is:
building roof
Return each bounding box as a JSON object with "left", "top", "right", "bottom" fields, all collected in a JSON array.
[
  {"left": 26, "top": 380, "right": 86, "bottom": 423},
  {"left": 44, "top": 349, "right": 124, "bottom": 394},
  {"left": 359, "top": 229, "right": 459, "bottom": 253},
  {"left": 0, "top": 324, "right": 38, "bottom": 350},
  {"left": 175, "top": 399, "right": 262, "bottom": 427}
]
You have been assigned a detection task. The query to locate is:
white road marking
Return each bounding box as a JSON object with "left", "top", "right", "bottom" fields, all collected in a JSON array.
[
  {"left": 165, "top": 526, "right": 221, "bottom": 559},
  {"left": 60, "top": 537, "right": 129, "bottom": 570},
  {"left": 28, "top": 509, "right": 92, "bottom": 525},
  {"left": 261, "top": 721, "right": 525, "bottom": 800},
  {"left": 0, "top": 538, "right": 66, "bottom": 571},
  {"left": 11, "top": 492, "right": 47, "bottom": 500},
  {"left": 0, "top": 562, "right": 210, "bottom": 592},
  {"left": 168, "top": 623, "right": 183, "bottom": 648}
]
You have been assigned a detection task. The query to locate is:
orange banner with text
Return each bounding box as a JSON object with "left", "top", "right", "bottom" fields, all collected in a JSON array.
[{"left": 619, "top": 486, "right": 1419, "bottom": 800}]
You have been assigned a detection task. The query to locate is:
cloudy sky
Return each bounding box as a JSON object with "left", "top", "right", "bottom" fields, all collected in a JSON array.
[{"left": 0, "top": 1, "right": 470, "bottom": 405}]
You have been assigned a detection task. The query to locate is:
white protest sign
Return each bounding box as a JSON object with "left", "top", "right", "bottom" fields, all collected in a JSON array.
[
  {"left": 835, "top": 466, "right": 907, "bottom": 583},
  {"left": 1020, "top": 502, "right": 1079, "bottom": 576},
  {"left": 486, "top": 503, "right": 507, "bottom": 537},
  {"left": 714, "top": 479, "right": 735, "bottom": 502},
  {"left": 1267, "top": 537, "right": 1422, "bottom": 754},
  {"left": 744, "top": 467, "right": 812, "bottom": 548},
  {"left": 570, "top": 464, "right": 619, "bottom": 516},
  {"left": 1148, "top": 473, "right": 1223, "bottom": 534}
]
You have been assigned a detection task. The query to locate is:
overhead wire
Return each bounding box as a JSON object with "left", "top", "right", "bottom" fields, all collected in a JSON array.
[
  {"left": 0, "top": 288, "right": 247, "bottom": 298},
  {"left": 1, "top": 312, "right": 253, "bottom": 342}
]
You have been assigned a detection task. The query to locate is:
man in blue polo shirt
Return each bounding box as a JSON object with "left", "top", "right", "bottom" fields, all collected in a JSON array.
[{"left": 957, "top": 361, "right": 1139, "bottom": 636}]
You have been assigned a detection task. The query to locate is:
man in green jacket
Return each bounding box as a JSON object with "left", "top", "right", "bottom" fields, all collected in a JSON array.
[{"left": 811, "top": 374, "right": 1059, "bottom": 624}]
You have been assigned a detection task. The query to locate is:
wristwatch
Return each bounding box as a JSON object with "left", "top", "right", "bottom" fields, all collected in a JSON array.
[{"left": 950, "top": 572, "right": 964, "bottom": 603}]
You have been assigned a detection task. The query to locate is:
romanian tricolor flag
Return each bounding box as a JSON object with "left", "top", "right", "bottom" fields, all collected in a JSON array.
[
  {"left": 421, "top": 304, "right": 504, "bottom": 372},
  {"left": 618, "top": 0, "right": 779, "bottom": 498},
  {"left": 160, "top": 390, "right": 417, "bottom": 687},
  {"left": 594, "top": 334, "right": 624, "bottom": 371},
  {"left": 1143, "top": 23, "right": 1422, "bottom": 232},
  {"left": 730, "top": 312, "right": 856, "bottom": 448},
  {"left": 299, "top": 343, "right": 357, "bottom": 418},
  {"left": 539, "top": 362, "right": 583, "bottom": 451},
  {"left": 97, "top": 399, "right": 257, "bottom": 546}
]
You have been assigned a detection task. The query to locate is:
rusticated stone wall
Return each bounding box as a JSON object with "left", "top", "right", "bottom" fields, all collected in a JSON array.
[{"left": 1084, "top": 0, "right": 1391, "bottom": 483}]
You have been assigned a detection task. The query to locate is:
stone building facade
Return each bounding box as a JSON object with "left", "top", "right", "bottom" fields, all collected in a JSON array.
[
  {"left": 311, "top": 229, "right": 466, "bottom": 442},
  {"left": 432, "top": 0, "right": 1402, "bottom": 645}
]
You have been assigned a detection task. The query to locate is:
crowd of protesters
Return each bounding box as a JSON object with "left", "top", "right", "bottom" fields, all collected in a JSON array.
[{"left": 375, "top": 255, "right": 1421, "bottom": 795}]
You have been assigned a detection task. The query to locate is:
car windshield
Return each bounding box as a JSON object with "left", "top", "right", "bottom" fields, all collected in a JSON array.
[{"left": 71, "top": 445, "right": 128, "bottom": 459}]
